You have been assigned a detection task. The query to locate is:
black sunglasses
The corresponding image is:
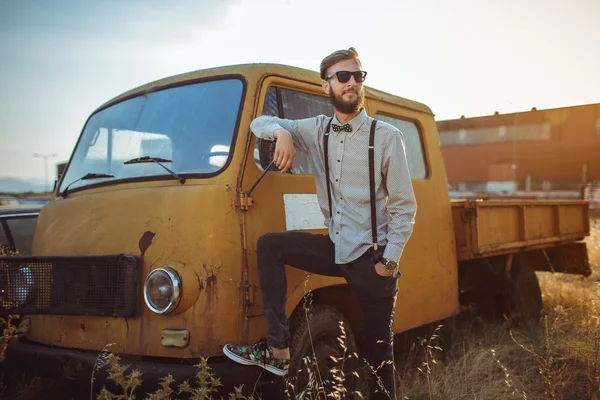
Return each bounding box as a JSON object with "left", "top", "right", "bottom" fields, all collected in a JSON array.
[{"left": 326, "top": 70, "right": 367, "bottom": 83}]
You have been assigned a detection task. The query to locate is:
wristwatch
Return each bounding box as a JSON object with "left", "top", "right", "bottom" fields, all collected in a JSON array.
[{"left": 381, "top": 257, "right": 398, "bottom": 273}]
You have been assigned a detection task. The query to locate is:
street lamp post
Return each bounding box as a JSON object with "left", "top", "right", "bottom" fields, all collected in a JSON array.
[{"left": 33, "top": 153, "right": 57, "bottom": 193}]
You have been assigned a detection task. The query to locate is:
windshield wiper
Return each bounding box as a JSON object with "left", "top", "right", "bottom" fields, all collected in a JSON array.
[
  {"left": 61, "top": 173, "right": 115, "bottom": 198},
  {"left": 125, "top": 156, "right": 172, "bottom": 164},
  {"left": 123, "top": 156, "right": 186, "bottom": 184}
]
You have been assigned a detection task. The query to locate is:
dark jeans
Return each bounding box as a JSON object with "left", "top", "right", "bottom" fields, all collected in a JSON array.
[{"left": 257, "top": 231, "right": 398, "bottom": 400}]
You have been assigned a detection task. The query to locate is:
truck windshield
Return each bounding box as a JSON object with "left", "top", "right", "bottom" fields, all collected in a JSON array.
[{"left": 59, "top": 77, "right": 244, "bottom": 194}]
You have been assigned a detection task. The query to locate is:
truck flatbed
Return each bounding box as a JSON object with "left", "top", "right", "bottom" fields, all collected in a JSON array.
[{"left": 452, "top": 199, "right": 589, "bottom": 261}]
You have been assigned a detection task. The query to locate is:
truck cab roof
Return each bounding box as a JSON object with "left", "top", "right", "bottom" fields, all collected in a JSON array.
[{"left": 98, "top": 63, "right": 434, "bottom": 117}]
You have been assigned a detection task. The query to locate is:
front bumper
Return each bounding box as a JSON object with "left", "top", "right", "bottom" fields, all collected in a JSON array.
[{"left": 5, "top": 336, "right": 275, "bottom": 396}]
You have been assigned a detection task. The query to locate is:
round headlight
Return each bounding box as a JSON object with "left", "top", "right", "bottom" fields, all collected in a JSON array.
[
  {"left": 143, "top": 267, "right": 181, "bottom": 314},
  {"left": 10, "top": 267, "right": 34, "bottom": 307}
]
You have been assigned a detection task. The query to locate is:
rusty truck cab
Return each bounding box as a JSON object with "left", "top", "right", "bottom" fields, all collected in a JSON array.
[{"left": 4, "top": 64, "right": 459, "bottom": 393}]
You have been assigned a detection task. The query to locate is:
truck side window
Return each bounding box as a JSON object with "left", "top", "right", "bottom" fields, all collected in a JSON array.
[
  {"left": 6, "top": 217, "right": 37, "bottom": 255},
  {"left": 254, "top": 87, "right": 332, "bottom": 174},
  {"left": 280, "top": 88, "right": 332, "bottom": 120},
  {"left": 374, "top": 114, "right": 428, "bottom": 179},
  {"left": 262, "top": 87, "right": 279, "bottom": 118},
  {"left": 0, "top": 222, "right": 9, "bottom": 248}
]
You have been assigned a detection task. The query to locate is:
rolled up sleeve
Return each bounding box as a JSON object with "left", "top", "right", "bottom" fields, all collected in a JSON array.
[{"left": 250, "top": 115, "right": 327, "bottom": 154}]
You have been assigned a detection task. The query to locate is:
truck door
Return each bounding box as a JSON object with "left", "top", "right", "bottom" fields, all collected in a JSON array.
[
  {"left": 368, "top": 99, "right": 460, "bottom": 332},
  {"left": 240, "top": 77, "right": 350, "bottom": 341}
]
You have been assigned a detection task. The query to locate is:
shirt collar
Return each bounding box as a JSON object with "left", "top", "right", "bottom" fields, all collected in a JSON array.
[{"left": 332, "top": 108, "right": 368, "bottom": 136}]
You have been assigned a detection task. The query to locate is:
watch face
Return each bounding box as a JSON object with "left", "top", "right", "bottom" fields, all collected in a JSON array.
[{"left": 385, "top": 260, "right": 398, "bottom": 272}]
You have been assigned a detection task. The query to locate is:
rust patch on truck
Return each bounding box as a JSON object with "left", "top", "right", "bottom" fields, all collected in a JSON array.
[
  {"left": 201, "top": 263, "right": 219, "bottom": 350},
  {"left": 202, "top": 263, "right": 221, "bottom": 289},
  {"left": 206, "top": 274, "right": 217, "bottom": 287},
  {"left": 138, "top": 231, "right": 156, "bottom": 259}
]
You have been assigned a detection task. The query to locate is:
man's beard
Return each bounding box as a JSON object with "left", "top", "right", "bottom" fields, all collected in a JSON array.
[{"left": 329, "top": 87, "right": 364, "bottom": 114}]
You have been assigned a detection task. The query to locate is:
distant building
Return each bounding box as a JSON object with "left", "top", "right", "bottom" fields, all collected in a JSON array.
[{"left": 437, "top": 102, "right": 600, "bottom": 194}]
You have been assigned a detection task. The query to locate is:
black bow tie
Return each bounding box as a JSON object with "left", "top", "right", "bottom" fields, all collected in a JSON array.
[{"left": 332, "top": 123, "right": 352, "bottom": 133}]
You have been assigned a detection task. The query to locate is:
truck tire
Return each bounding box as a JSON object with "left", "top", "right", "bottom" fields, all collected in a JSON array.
[
  {"left": 507, "top": 262, "right": 543, "bottom": 326},
  {"left": 287, "top": 303, "right": 359, "bottom": 398}
]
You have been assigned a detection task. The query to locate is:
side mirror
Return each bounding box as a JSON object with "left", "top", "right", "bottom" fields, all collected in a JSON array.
[{"left": 256, "top": 138, "right": 279, "bottom": 172}]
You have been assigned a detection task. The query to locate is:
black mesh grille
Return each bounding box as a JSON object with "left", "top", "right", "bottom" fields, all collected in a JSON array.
[{"left": 0, "top": 255, "right": 138, "bottom": 316}]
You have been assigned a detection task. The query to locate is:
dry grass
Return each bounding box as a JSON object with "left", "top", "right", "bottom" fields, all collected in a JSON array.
[
  {"left": 396, "top": 307, "right": 600, "bottom": 399},
  {"left": 538, "top": 218, "right": 600, "bottom": 315},
  {"left": 397, "top": 218, "right": 600, "bottom": 400},
  {"left": 588, "top": 217, "right": 600, "bottom": 271},
  {"left": 396, "top": 315, "right": 541, "bottom": 399}
]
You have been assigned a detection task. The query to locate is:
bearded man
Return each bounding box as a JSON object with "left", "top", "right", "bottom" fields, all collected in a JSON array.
[{"left": 224, "top": 47, "right": 417, "bottom": 400}]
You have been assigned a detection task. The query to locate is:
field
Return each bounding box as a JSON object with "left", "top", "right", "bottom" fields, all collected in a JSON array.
[
  {"left": 1, "top": 219, "right": 599, "bottom": 399},
  {"left": 394, "top": 218, "right": 600, "bottom": 400}
]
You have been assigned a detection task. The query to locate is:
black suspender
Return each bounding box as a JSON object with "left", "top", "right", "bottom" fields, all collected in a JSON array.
[
  {"left": 323, "top": 118, "right": 379, "bottom": 251},
  {"left": 324, "top": 119, "right": 333, "bottom": 218},
  {"left": 368, "top": 119, "right": 378, "bottom": 251}
]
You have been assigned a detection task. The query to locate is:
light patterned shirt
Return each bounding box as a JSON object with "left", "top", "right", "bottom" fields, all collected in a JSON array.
[{"left": 250, "top": 108, "right": 417, "bottom": 265}]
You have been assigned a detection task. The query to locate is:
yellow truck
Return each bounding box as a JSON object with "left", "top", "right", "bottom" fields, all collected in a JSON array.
[{"left": 1, "top": 64, "right": 590, "bottom": 396}]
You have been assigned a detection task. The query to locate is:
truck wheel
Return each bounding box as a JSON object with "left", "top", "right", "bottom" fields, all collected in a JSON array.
[
  {"left": 507, "top": 262, "right": 543, "bottom": 326},
  {"left": 287, "top": 303, "right": 359, "bottom": 398}
]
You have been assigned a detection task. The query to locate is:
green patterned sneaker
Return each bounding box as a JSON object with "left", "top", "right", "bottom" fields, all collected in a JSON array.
[{"left": 223, "top": 340, "right": 289, "bottom": 376}]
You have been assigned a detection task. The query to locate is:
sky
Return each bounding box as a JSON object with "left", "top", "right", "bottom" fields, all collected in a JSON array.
[{"left": 1, "top": 0, "right": 599, "bottom": 182}]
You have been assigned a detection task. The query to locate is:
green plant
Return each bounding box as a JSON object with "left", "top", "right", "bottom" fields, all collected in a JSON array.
[
  {"left": 0, "top": 244, "right": 18, "bottom": 257},
  {"left": 94, "top": 352, "right": 252, "bottom": 400},
  {"left": 177, "top": 357, "right": 224, "bottom": 399},
  {"left": 0, "top": 314, "right": 18, "bottom": 363},
  {"left": 96, "top": 353, "right": 143, "bottom": 400}
]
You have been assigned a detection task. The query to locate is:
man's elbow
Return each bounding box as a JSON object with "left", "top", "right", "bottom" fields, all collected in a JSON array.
[{"left": 249, "top": 118, "right": 261, "bottom": 134}]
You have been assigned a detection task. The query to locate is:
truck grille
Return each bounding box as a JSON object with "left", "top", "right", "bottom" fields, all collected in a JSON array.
[{"left": 0, "top": 255, "right": 139, "bottom": 317}]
